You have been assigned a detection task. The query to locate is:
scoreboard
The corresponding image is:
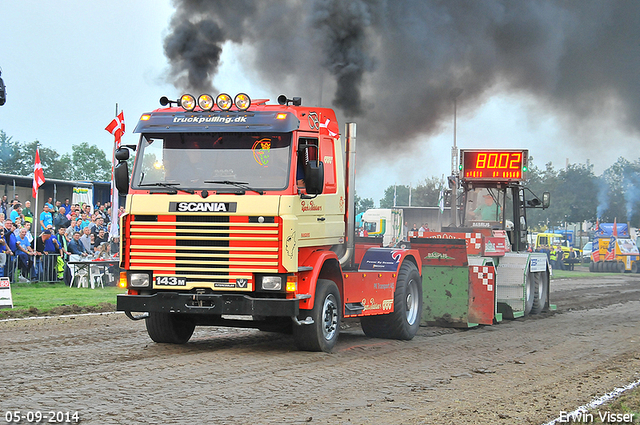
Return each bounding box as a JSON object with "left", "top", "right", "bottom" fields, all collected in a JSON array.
[{"left": 460, "top": 149, "right": 528, "bottom": 182}]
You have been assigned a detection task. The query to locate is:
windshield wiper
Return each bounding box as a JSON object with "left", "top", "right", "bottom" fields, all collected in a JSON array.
[
  {"left": 204, "top": 180, "right": 264, "bottom": 195},
  {"left": 139, "top": 182, "right": 195, "bottom": 195}
]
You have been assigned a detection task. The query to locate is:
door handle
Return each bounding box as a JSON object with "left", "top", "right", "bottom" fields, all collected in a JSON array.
[{"left": 317, "top": 217, "right": 326, "bottom": 221}]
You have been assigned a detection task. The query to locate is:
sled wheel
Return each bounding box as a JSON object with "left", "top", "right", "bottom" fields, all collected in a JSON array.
[
  {"left": 293, "top": 279, "right": 341, "bottom": 352},
  {"left": 360, "top": 261, "right": 422, "bottom": 340},
  {"left": 145, "top": 312, "right": 195, "bottom": 344},
  {"left": 530, "top": 272, "right": 548, "bottom": 314}
]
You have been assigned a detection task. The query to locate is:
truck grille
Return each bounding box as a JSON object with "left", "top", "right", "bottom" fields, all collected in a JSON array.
[{"left": 127, "top": 214, "right": 281, "bottom": 290}]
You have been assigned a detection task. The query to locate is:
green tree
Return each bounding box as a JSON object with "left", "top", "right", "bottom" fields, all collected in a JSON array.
[
  {"left": 0, "top": 130, "right": 20, "bottom": 174},
  {"left": 355, "top": 193, "right": 374, "bottom": 215},
  {"left": 67, "top": 142, "right": 112, "bottom": 181}
]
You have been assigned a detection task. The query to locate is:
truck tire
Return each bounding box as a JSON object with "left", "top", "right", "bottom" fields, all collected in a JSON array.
[
  {"left": 524, "top": 272, "right": 535, "bottom": 315},
  {"left": 360, "top": 261, "right": 422, "bottom": 340},
  {"left": 589, "top": 261, "right": 594, "bottom": 272},
  {"left": 530, "top": 272, "right": 548, "bottom": 314},
  {"left": 617, "top": 262, "right": 626, "bottom": 273},
  {"left": 293, "top": 279, "right": 341, "bottom": 352},
  {"left": 632, "top": 262, "right": 639, "bottom": 274},
  {"left": 145, "top": 312, "right": 195, "bottom": 344}
]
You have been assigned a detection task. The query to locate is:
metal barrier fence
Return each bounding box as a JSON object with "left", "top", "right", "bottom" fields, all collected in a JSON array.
[{"left": 3, "top": 253, "right": 62, "bottom": 283}]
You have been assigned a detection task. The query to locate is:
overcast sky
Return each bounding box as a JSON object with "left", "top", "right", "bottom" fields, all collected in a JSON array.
[{"left": 1, "top": 0, "right": 639, "bottom": 205}]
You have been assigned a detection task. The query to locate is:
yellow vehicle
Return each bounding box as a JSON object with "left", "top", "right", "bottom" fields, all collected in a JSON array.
[
  {"left": 589, "top": 237, "right": 640, "bottom": 273},
  {"left": 535, "top": 233, "right": 581, "bottom": 266}
]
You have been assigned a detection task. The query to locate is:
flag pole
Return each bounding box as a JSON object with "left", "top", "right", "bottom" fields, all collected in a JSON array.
[
  {"left": 33, "top": 144, "right": 39, "bottom": 238},
  {"left": 109, "top": 104, "right": 120, "bottom": 241}
]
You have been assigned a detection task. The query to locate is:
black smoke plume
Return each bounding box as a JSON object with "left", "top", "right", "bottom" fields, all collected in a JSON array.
[{"left": 164, "top": 0, "right": 640, "bottom": 152}]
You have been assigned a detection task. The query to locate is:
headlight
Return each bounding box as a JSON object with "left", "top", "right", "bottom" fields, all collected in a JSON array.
[
  {"left": 198, "top": 94, "right": 214, "bottom": 111},
  {"left": 261, "top": 276, "right": 282, "bottom": 291},
  {"left": 216, "top": 93, "right": 233, "bottom": 111},
  {"left": 179, "top": 94, "right": 196, "bottom": 111},
  {"left": 130, "top": 273, "right": 150, "bottom": 288},
  {"left": 234, "top": 93, "right": 251, "bottom": 111}
]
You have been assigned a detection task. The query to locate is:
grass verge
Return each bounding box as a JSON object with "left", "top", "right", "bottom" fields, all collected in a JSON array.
[{"left": 0, "top": 281, "right": 124, "bottom": 319}]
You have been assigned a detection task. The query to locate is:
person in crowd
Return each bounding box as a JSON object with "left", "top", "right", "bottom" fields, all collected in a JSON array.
[
  {"left": 45, "top": 197, "right": 54, "bottom": 210},
  {"left": 22, "top": 200, "right": 33, "bottom": 224},
  {"left": 91, "top": 216, "right": 107, "bottom": 235},
  {"left": 4, "top": 220, "right": 17, "bottom": 281},
  {"left": 80, "top": 226, "right": 93, "bottom": 253},
  {"left": 9, "top": 202, "right": 21, "bottom": 223},
  {"left": 419, "top": 223, "right": 430, "bottom": 232},
  {"left": 411, "top": 223, "right": 419, "bottom": 232},
  {"left": 0, "top": 195, "right": 8, "bottom": 218},
  {"left": 78, "top": 212, "right": 91, "bottom": 230},
  {"left": 35, "top": 229, "right": 60, "bottom": 281},
  {"left": 16, "top": 227, "right": 35, "bottom": 280},
  {"left": 0, "top": 226, "right": 9, "bottom": 276},
  {"left": 23, "top": 222, "right": 34, "bottom": 245},
  {"left": 56, "top": 226, "right": 70, "bottom": 281},
  {"left": 67, "top": 231, "right": 90, "bottom": 257},
  {"left": 39, "top": 204, "right": 53, "bottom": 232},
  {"left": 53, "top": 206, "right": 71, "bottom": 230},
  {"left": 93, "top": 228, "right": 108, "bottom": 252},
  {"left": 63, "top": 198, "right": 71, "bottom": 213}
]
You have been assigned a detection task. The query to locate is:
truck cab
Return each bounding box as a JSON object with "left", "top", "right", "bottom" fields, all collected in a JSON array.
[{"left": 115, "top": 93, "right": 423, "bottom": 352}]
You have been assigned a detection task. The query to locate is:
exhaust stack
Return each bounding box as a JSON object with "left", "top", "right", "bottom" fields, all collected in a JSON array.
[{"left": 339, "top": 123, "right": 356, "bottom": 267}]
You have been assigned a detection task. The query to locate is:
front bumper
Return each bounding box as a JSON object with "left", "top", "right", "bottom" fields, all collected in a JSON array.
[{"left": 117, "top": 292, "right": 300, "bottom": 317}]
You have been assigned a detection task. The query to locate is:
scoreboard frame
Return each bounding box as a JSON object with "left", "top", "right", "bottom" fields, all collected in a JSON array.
[{"left": 459, "top": 149, "right": 528, "bottom": 182}]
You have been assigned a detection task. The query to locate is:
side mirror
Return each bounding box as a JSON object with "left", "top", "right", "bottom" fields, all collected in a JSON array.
[
  {"left": 114, "top": 161, "right": 129, "bottom": 194},
  {"left": 115, "top": 148, "right": 130, "bottom": 161},
  {"left": 542, "top": 192, "right": 550, "bottom": 209},
  {"left": 304, "top": 161, "right": 324, "bottom": 195}
]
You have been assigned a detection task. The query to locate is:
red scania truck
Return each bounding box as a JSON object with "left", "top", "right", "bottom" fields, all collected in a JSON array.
[{"left": 114, "top": 93, "right": 424, "bottom": 352}]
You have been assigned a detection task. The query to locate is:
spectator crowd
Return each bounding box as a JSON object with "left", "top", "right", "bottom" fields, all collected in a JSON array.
[{"left": 0, "top": 194, "right": 123, "bottom": 283}]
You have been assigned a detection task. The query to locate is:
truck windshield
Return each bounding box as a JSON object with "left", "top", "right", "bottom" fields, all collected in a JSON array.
[
  {"left": 131, "top": 132, "right": 292, "bottom": 191},
  {"left": 463, "top": 187, "right": 504, "bottom": 228}
]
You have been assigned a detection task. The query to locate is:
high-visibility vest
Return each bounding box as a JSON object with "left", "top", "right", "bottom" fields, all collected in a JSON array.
[{"left": 549, "top": 250, "right": 558, "bottom": 261}]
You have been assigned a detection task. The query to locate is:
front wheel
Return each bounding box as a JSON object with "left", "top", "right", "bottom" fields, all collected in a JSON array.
[
  {"left": 293, "top": 279, "right": 341, "bottom": 352},
  {"left": 145, "top": 312, "right": 195, "bottom": 344},
  {"left": 360, "top": 261, "right": 422, "bottom": 340}
]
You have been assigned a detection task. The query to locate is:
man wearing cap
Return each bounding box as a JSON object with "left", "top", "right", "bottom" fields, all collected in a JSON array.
[
  {"left": 473, "top": 192, "right": 502, "bottom": 221},
  {"left": 35, "top": 229, "right": 60, "bottom": 281}
]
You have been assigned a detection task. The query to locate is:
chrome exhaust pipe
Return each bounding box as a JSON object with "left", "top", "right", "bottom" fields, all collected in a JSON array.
[{"left": 339, "top": 123, "right": 356, "bottom": 267}]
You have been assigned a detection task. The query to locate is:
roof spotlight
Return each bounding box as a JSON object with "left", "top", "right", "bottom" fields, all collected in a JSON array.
[
  {"left": 216, "top": 93, "right": 233, "bottom": 111},
  {"left": 234, "top": 93, "right": 251, "bottom": 111},
  {"left": 179, "top": 94, "right": 196, "bottom": 111},
  {"left": 198, "top": 94, "right": 214, "bottom": 111}
]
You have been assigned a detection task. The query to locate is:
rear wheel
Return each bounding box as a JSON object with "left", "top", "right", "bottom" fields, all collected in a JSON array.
[
  {"left": 293, "top": 279, "right": 341, "bottom": 352},
  {"left": 589, "top": 261, "right": 595, "bottom": 272},
  {"left": 145, "top": 312, "right": 195, "bottom": 344},
  {"left": 360, "top": 261, "right": 422, "bottom": 340},
  {"left": 632, "top": 262, "right": 639, "bottom": 274}
]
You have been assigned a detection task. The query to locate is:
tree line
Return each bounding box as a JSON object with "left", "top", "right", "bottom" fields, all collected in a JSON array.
[
  {"left": 0, "top": 130, "right": 113, "bottom": 181},
  {"left": 360, "top": 157, "right": 640, "bottom": 230},
  {"left": 4, "top": 128, "right": 637, "bottom": 229}
]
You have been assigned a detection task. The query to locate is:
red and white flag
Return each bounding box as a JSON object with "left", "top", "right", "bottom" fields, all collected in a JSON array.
[
  {"left": 32, "top": 148, "right": 45, "bottom": 198},
  {"left": 105, "top": 111, "right": 125, "bottom": 148}
]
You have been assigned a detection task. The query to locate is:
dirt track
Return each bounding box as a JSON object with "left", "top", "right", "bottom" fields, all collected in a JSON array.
[{"left": 2, "top": 273, "right": 640, "bottom": 425}]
